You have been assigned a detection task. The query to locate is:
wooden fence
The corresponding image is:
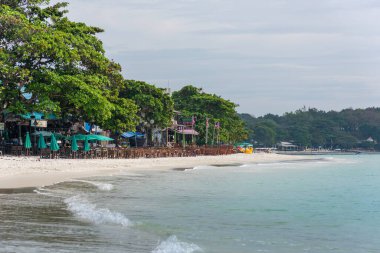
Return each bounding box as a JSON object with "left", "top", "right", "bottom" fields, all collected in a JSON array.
[{"left": 0, "top": 145, "right": 236, "bottom": 159}]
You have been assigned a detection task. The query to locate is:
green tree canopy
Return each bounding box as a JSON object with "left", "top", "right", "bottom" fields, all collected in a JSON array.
[
  {"left": 119, "top": 80, "right": 174, "bottom": 128},
  {"left": 240, "top": 107, "right": 380, "bottom": 150},
  {"left": 0, "top": 0, "right": 138, "bottom": 131},
  {"left": 172, "top": 85, "right": 248, "bottom": 144},
  {"left": 253, "top": 121, "right": 277, "bottom": 146}
]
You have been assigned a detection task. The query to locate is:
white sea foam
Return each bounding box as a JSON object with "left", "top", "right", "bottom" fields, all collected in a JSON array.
[
  {"left": 34, "top": 187, "right": 67, "bottom": 198},
  {"left": 71, "top": 180, "right": 114, "bottom": 191},
  {"left": 192, "top": 165, "right": 215, "bottom": 170},
  {"left": 34, "top": 188, "right": 57, "bottom": 197},
  {"left": 64, "top": 195, "right": 131, "bottom": 227},
  {"left": 256, "top": 162, "right": 290, "bottom": 166},
  {"left": 152, "top": 235, "right": 202, "bottom": 253}
]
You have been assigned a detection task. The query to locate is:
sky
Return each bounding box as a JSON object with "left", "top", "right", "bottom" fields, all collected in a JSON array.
[{"left": 58, "top": 0, "right": 380, "bottom": 116}]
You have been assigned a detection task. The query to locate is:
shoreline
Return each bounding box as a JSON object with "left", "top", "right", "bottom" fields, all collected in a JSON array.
[{"left": 0, "top": 153, "right": 318, "bottom": 190}]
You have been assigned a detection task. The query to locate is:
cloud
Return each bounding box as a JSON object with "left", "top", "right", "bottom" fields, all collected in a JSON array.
[{"left": 56, "top": 0, "right": 380, "bottom": 115}]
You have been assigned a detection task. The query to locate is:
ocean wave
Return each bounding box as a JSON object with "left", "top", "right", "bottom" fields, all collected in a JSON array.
[
  {"left": 34, "top": 187, "right": 69, "bottom": 198},
  {"left": 71, "top": 180, "right": 114, "bottom": 191},
  {"left": 34, "top": 188, "right": 58, "bottom": 198},
  {"left": 64, "top": 195, "right": 130, "bottom": 227},
  {"left": 152, "top": 235, "right": 202, "bottom": 253},
  {"left": 192, "top": 165, "right": 216, "bottom": 170}
]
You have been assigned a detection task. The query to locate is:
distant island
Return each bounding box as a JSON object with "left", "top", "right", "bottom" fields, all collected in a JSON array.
[{"left": 240, "top": 107, "right": 380, "bottom": 151}]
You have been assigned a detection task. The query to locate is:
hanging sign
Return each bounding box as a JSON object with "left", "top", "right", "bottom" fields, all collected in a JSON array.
[{"left": 31, "top": 119, "right": 47, "bottom": 128}]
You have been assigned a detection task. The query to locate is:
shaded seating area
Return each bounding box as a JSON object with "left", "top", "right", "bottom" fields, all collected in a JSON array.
[
  {"left": 120, "top": 131, "right": 145, "bottom": 147},
  {"left": 0, "top": 123, "right": 236, "bottom": 159},
  {"left": 46, "top": 145, "right": 236, "bottom": 159},
  {"left": 0, "top": 128, "right": 236, "bottom": 159}
]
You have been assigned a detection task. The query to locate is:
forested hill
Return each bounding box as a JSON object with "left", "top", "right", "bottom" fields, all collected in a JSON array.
[{"left": 240, "top": 107, "right": 380, "bottom": 150}]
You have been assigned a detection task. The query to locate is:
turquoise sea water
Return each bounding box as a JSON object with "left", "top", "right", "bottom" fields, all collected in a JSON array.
[{"left": 1, "top": 155, "right": 380, "bottom": 252}]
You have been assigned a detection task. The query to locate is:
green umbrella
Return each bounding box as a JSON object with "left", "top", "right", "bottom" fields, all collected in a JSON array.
[
  {"left": 91, "top": 135, "right": 114, "bottom": 141},
  {"left": 24, "top": 132, "right": 32, "bottom": 149},
  {"left": 50, "top": 134, "right": 60, "bottom": 151},
  {"left": 4, "top": 130, "right": 9, "bottom": 141},
  {"left": 84, "top": 135, "right": 90, "bottom": 152},
  {"left": 38, "top": 133, "right": 47, "bottom": 149},
  {"left": 66, "top": 134, "right": 114, "bottom": 141},
  {"left": 71, "top": 135, "right": 78, "bottom": 152}
]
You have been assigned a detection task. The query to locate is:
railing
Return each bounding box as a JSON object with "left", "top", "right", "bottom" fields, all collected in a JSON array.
[{"left": 0, "top": 145, "right": 236, "bottom": 159}]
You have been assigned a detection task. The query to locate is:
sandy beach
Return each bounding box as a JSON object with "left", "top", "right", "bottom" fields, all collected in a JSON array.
[{"left": 0, "top": 153, "right": 315, "bottom": 189}]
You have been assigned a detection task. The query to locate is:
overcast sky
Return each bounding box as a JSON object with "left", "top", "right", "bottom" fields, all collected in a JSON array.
[{"left": 59, "top": 0, "right": 380, "bottom": 116}]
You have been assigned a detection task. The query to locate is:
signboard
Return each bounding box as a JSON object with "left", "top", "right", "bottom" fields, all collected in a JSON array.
[
  {"left": 0, "top": 123, "right": 4, "bottom": 131},
  {"left": 31, "top": 119, "right": 47, "bottom": 128}
]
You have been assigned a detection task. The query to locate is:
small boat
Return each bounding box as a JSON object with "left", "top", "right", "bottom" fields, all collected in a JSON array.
[{"left": 235, "top": 142, "right": 254, "bottom": 154}]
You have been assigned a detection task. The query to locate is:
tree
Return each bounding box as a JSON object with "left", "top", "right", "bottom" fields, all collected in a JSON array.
[
  {"left": 120, "top": 80, "right": 174, "bottom": 128},
  {"left": 0, "top": 1, "right": 139, "bottom": 131},
  {"left": 172, "top": 85, "right": 248, "bottom": 144},
  {"left": 240, "top": 107, "right": 380, "bottom": 150},
  {"left": 254, "top": 124, "right": 276, "bottom": 146}
]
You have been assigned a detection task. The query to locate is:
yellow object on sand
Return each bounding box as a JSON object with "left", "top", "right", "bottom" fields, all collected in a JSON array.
[
  {"left": 244, "top": 147, "right": 253, "bottom": 154},
  {"left": 237, "top": 146, "right": 254, "bottom": 154}
]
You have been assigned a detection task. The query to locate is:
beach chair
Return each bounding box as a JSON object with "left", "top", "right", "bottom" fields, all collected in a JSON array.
[
  {"left": 11, "top": 146, "right": 23, "bottom": 156},
  {"left": 94, "top": 148, "right": 102, "bottom": 159},
  {"left": 40, "top": 149, "right": 50, "bottom": 159},
  {"left": 101, "top": 148, "right": 108, "bottom": 159},
  {"left": 108, "top": 149, "right": 116, "bottom": 159},
  {"left": 85, "top": 149, "right": 95, "bottom": 159},
  {"left": 0, "top": 145, "right": 5, "bottom": 156}
]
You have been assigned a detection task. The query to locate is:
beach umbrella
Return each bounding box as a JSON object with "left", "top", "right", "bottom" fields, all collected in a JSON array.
[
  {"left": 89, "top": 134, "right": 114, "bottom": 141},
  {"left": 37, "top": 133, "right": 47, "bottom": 149},
  {"left": 66, "top": 134, "right": 114, "bottom": 141},
  {"left": 50, "top": 134, "right": 60, "bottom": 151},
  {"left": 71, "top": 135, "right": 78, "bottom": 152},
  {"left": 84, "top": 135, "right": 90, "bottom": 152},
  {"left": 24, "top": 132, "right": 32, "bottom": 149},
  {"left": 4, "top": 130, "right": 9, "bottom": 141}
]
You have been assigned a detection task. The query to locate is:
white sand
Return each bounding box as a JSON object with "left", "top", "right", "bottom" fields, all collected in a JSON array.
[{"left": 0, "top": 153, "right": 314, "bottom": 189}]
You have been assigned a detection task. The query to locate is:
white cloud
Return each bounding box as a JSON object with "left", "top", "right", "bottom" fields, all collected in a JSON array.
[{"left": 56, "top": 0, "right": 380, "bottom": 115}]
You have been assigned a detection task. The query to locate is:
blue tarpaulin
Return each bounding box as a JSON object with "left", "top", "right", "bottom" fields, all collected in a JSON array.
[
  {"left": 84, "top": 122, "right": 91, "bottom": 132},
  {"left": 121, "top": 132, "right": 145, "bottom": 138},
  {"left": 21, "top": 112, "right": 57, "bottom": 120},
  {"left": 84, "top": 122, "right": 102, "bottom": 134}
]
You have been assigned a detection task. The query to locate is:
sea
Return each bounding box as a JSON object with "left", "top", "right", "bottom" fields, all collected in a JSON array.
[{"left": 1, "top": 154, "right": 380, "bottom": 253}]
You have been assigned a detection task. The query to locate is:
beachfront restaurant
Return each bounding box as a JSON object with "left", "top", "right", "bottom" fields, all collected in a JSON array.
[
  {"left": 120, "top": 131, "right": 145, "bottom": 147},
  {"left": 276, "top": 141, "right": 299, "bottom": 151},
  {"left": 175, "top": 126, "right": 199, "bottom": 147},
  {"left": 0, "top": 112, "right": 61, "bottom": 154},
  {"left": 0, "top": 112, "right": 113, "bottom": 156}
]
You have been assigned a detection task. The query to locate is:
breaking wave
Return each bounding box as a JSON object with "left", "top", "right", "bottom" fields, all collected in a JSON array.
[
  {"left": 64, "top": 195, "right": 130, "bottom": 227},
  {"left": 192, "top": 165, "right": 215, "bottom": 170},
  {"left": 152, "top": 235, "right": 202, "bottom": 253},
  {"left": 70, "top": 180, "right": 114, "bottom": 191}
]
